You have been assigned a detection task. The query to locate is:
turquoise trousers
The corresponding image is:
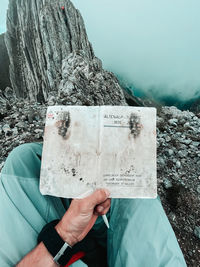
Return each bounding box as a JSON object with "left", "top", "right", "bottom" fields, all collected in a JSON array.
[{"left": 0, "top": 143, "right": 187, "bottom": 266}]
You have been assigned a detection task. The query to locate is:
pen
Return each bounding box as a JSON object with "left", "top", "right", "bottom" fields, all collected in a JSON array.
[{"left": 102, "top": 214, "right": 109, "bottom": 229}]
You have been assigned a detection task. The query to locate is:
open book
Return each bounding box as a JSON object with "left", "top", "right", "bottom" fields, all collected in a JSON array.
[{"left": 40, "top": 106, "right": 157, "bottom": 198}]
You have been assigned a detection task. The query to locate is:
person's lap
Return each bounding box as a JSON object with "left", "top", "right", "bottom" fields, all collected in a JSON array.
[{"left": 0, "top": 143, "right": 186, "bottom": 267}]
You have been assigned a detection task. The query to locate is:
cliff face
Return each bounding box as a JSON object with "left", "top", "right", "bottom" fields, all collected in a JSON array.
[
  {"left": 5, "top": 0, "right": 126, "bottom": 105},
  {"left": 0, "top": 33, "right": 11, "bottom": 91}
]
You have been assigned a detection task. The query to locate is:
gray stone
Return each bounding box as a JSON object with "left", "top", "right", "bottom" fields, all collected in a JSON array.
[
  {"left": 4, "top": 87, "right": 15, "bottom": 100},
  {"left": 168, "top": 212, "right": 176, "bottom": 221},
  {"left": 34, "top": 129, "right": 43, "bottom": 134},
  {"left": 2, "top": 124, "right": 11, "bottom": 133},
  {"left": 156, "top": 117, "right": 164, "bottom": 127},
  {"left": 47, "top": 96, "right": 56, "bottom": 106},
  {"left": 181, "top": 139, "right": 192, "bottom": 145},
  {"left": 168, "top": 118, "right": 178, "bottom": 126},
  {"left": 188, "top": 251, "right": 193, "bottom": 257},
  {"left": 158, "top": 137, "right": 165, "bottom": 144},
  {"left": 184, "top": 122, "right": 190, "bottom": 128},
  {"left": 178, "top": 150, "right": 188, "bottom": 158},
  {"left": 165, "top": 136, "right": 171, "bottom": 142},
  {"left": 157, "top": 157, "right": 165, "bottom": 166},
  {"left": 197, "top": 185, "right": 200, "bottom": 194},
  {"left": 193, "top": 116, "right": 198, "bottom": 121},
  {"left": 156, "top": 141, "right": 160, "bottom": 148},
  {"left": 179, "top": 118, "right": 186, "bottom": 124},
  {"left": 163, "top": 178, "right": 173, "bottom": 189},
  {"left": 167, "top": 149, "right": 174, "bottom": 156},
  {"left": 12, "top": 127, "right": 18, "bottom": 135},
  {"left": 194, "top": 226, "right": 200, "bottom": 239},
  {"left": 192, "top": 142, "right": 199, "bottom": 147},
  {"left": 16, "top": 121, "right": 26, "bottom": 128},
  {"left": 176, "top": 161, "right": 181, "bottom": 168},
  {"left": 0, "top": 161, "right": 5, "bottom": 172}
]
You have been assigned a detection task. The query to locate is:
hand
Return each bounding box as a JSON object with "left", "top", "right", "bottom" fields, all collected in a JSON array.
[{"left": 55, "top": 189, "right": 110, "bottom": 246}]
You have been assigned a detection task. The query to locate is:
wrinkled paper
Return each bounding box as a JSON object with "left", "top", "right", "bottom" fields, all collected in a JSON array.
[{"left": 40, "top": 106, "right": 157, "bottom": 198}]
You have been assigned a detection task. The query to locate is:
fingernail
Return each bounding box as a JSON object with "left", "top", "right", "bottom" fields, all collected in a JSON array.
[{"left": 98, "top": 205, "right": 104, "bottom": 212}]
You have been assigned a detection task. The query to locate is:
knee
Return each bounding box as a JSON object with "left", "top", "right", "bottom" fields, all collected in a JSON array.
[
  {"left": 2, "top": 143, "right": 42, "bottom": 178},
  {"left": 110, "top": 197, "right": 163, "bottom": 220},
  {"left": 7, "top": 143, "right": 39, "bottom": 163},
  {"left": 10, "top": 143, "right": 33, "bottom": 157}
]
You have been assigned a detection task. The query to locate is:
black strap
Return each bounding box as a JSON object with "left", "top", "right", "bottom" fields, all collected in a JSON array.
[
  {"left": 38, "top": 220, "right": 75, "bottom": 265},
  {"left": 38, "top": 220, "right": 63, "bottom": 256},
  {"left": 38, "top": 220, "right": 108, "bottom": 266}
]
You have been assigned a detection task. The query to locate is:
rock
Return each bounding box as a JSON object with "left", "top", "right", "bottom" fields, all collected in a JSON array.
[
  {"left": 163, "top": 178, "right": 173, "bottom": 189},
  {"left": 184, "top": 122, "right": 190, "bottom": 128},
  {"left": 180, "top": 139, "right": 192, "bottom": 145},
  {"left": 194, "top": 226, "right": 200, "bottom": 239},
  {"left": 16, "top": 121, "right": 26, "bottom": 129},
  {"left": 176, "top": 161, "right": 181, "bottom": 168},
  {"left": 4, "top": 87, "right": 15, "bottom": 100},
  {"left": 5, "top": 0, "right": 92, "bottom": 100},
  {"left": 57, "top": 52, "right": 126, "bottom": 106},
  {"left": 5, "top": 0, "right": 126, "bottom": 106},
  {"left": 35, "top": 133, "right": 42, "bottom": 139},
  {"left": 156, "top": 116, "right": 165, "bottom": 127},
  {"left": 0, "top": 161, "right": 5, "bottom": 172},
  {"left": 165, "top": 136, "right": 171, "bottom": 142},
  {"left": 34, "top": 129, "right": 43, "bottom": 133},
  {"left": 12, "top": 127, "right": 18, "bottom": 135},
  {"left": 21, "top": 115, "right": 26, "bottom": 121},
  {"left": 168, "top": 212, "right": 176, "bottom": 221},
  {"left": 0, "top": 34, "right": 11, "bottom": 92},
  {"left": 192, "top": 142, "right": 199, "bottom": 147},
  {"left": 197, "top": 185, "right": 200, "bottom": 194},
  {"left": 157, "top": 157, "right": 165, "bottom": 166},
  {"left": 167, "top": 149, "right": 174, "bottom": 156},
  {"left": 47, "top": 96, "right": 56, "bottom": 106},
  {"left": 178, "top": 150, "right": 188, "bottom": 158},
  {"left": 188, "top": 251, "right": 193, "bottom": 257},
  {"left": 168, "top": 118, "right": 178, "bottom": 126},
  {"left": 2, "top": 124, "right": 11, "bottom": 134}
]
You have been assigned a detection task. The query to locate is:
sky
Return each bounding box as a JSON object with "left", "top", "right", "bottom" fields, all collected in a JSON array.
[{"left": 1, "top": 0, "right": 200, "bottom": 102}]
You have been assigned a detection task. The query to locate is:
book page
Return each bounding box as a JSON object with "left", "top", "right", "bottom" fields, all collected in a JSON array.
[
  {"left": 40, "top": 106, "right": 99, "bottom": 198},
  {"left": 40, "top": 105, "right": 157, "bottom": 199},
  {"left": 97, "top": 106, "right": 157, "bottom": 198}
]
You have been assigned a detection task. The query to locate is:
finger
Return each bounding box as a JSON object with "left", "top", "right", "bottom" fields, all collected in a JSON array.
[
  {"left": 101, "top": 205, "right": 110, "bottom": 215},
  {"left": 85, "top": 188, "right": 110, "bottom": 207},
  {"left": 94, "top": 204, "right": 111, "bottom": 216},
  {"left": 95, "top": 199, "right": 111, "bottom": 213}
]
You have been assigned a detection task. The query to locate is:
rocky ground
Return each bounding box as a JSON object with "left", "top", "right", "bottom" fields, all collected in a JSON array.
[
  {"left": 0, "top": 90, "right": 200, "bottom": 266},
  {"left": 157, "top": 106, "right": 200, "bottom": 266}
]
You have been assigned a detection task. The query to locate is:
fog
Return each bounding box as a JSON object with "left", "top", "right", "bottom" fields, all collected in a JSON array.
[{"left": 72, "top": 0, "right": 200, "bottom": 102}]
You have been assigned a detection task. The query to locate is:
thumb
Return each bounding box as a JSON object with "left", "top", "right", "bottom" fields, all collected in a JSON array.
[{"left": 86, "top": 189, "right": 110, "bottom": 207}]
